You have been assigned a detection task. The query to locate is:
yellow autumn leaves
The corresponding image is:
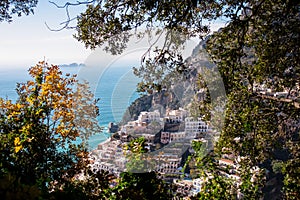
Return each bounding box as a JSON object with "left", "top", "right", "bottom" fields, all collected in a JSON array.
[
  {"left": 0, "top": 61, "right": 101, "bottom": 154},
  {"left": 13, "top": 137, "right": 23, "bottom": 153},
  {"left": 0, "top": 100, "right": 23, "bottom": 120}
]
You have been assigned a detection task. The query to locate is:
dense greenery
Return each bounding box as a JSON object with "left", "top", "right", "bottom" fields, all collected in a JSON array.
[
  {"left": 75, "top": 0, "right": 300, "bottom": 199},
  {"left": 0, "top": 0, "right": 38, "bottom": 22},
  {"left": 110, "top": 171, "right": 175, "bottom": 200},
  {"left": 0, "top": 0, "right": 299, "bottom": 199},
  {"left": 0, "top": 62, "right": 101, "bottom": 198},
  {"left": 207, "top": 1, "right": 300, "bottom": 199},
  {"left": 112, "top": 137, "right": 176, "bottom": 199},
  {"left": 0, "top": 63, "right": 176, "bottom": 199}
]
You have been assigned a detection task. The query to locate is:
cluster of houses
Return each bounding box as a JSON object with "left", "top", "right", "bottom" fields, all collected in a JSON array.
[
  {"left": 88, "top": 107, "right": 248, "bottom": 198},
  {"left": 253, "top": 82, "right": 300, "bottom": 100},
  {"left": 86, "top": 82, "right": 299, "bottom": 198},
  {"left": 90, "top": 108, "right": 212, "bottom": 173}
]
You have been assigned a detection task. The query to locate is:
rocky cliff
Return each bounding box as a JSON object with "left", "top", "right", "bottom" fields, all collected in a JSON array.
[{"left": 120, "top": 39, "right": 211, "bottom": 125}]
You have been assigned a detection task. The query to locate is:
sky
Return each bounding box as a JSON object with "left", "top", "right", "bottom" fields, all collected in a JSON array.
[
  {"left": 0, "top": 1, "right": 91, "bottom": 68},
  {"left": 0, "top": 1, "right": 226, "bottom": 68}
]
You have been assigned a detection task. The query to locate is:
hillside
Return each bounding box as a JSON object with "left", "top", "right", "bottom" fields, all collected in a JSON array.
[{"left": 120, "top": 39, "right": 212, "bottom": 124}]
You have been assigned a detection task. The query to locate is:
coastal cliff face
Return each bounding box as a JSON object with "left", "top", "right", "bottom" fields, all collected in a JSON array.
[
  {"left": 120, "top": 87, "right": 193, "bottom": 125},
  {"left": 119, "top": 92, "right": 174, "bottom": 125},
  {"left": 120, "top": 39, "right": 210, "bottom": 125},
  {"left": 120, "top": 94, "right": 153, "bottom": 124}
]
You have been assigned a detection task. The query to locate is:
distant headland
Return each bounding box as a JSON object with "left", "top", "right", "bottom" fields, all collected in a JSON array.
[{"left": 59, "top": 63, "right": 85, "bottom": 68}]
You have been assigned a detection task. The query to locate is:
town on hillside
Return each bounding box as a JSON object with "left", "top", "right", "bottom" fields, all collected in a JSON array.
[
  {"left": 86, "top": 81, "right": 300, "bottom": 198},
  {"left": 87, "top": 107, "right": 244, "bottom": 198}
]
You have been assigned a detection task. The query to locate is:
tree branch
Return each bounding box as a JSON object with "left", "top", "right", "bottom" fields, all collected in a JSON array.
[
  {"left": 46, "top": 0, "right": 96, "bottom": 31},
  {"left": 257, "top": 93, "right": 300, "bottom": 109}
]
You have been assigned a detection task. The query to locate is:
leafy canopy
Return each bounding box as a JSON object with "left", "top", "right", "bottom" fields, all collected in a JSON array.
[
  {"left": 0, "top": 62, "right": 101, "bottom": 194},
  {"left": 74, "top": 0, "right": 299, "bottom": 199},
  {"left": 0, "top": 0, "right": 38, "bottom": 22}
]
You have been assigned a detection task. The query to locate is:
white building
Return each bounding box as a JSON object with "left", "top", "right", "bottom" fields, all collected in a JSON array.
[
  {"left": 156, "top": 155, "right": 182, "bottom": 175},
  {"left": 174, "top": 179, "right": 193, "bottom": 197},
  {"left": 185, "top": 117, "right": 210, "bottom": 138},
  {"left": 161, "top": 131, "right": 186, "bottom": 144},
  {"left": 191, "top": 178, "right": 203, "bottom": 195},
  {"left": 274, "top": 91, "right": 288, "bottom": 98},
  {"left": 161, "top": 132, "right": 170, "bottom": 144},
  {"left": 165, "top": 108, "right": 187, "bottom": 123},
  {"left": 122, "top": 120, "right": 146, "bottom": 133},
  {"left": 93, "top": 139, "right": 127, "bottom": 175},
  {"left": 138, "top": 110, "right": 161, "bottom": 123},
  {"left": 115, "top": 157, "right": 127, "bottom": 171},
  {"left": 190, "top": 175, "right": 213, "bottom": 196},
  {"left": 92, "top": 161, "right": 120, "bottom": 174},
  {"left": 170, "top": 132, "right": 186, "bottom": 142}
]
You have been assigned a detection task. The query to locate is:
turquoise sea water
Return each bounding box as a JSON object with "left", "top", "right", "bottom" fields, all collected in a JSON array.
[{"left": 0, "top": 65, "right": 140, "bottom": 150}]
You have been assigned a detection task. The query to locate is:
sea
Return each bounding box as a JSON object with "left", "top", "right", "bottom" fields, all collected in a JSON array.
[{"left": 0, "top": 64, "right": 141, "bottom": 150}]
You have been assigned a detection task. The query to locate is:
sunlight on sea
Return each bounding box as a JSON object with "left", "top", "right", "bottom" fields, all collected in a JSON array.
[{"left": 0, "top": 65, "right": 140, "bottom": 150}]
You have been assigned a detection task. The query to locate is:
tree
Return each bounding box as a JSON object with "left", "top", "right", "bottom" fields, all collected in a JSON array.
[
  {"left": 111, "top": 137, "right": 176, "bottom": 200},
  {"left": 206, "top": 1, "right": 299, "bottom": 199},
  {"left": 49, "top": 168, "right": 114, "bottom": 200},
  {"left": 110, "top": 171, "right": 175, "bottom": 200},
  {"left": 0, "top": 62, "right": 101, "bottom": 196},
  {"left": 0, "top": 0, "right": 38, "bottom": 22},
  {"left": 73, "top": 0, "right": 300, "bottom": 199}
]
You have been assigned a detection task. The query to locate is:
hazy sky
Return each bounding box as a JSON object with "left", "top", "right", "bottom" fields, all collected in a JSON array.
[
  {"left": 0, "top": 1, "right": 91, "bottom": 67},
  {"left": 0, "top": 1, "right": 226, "bottom": 68}
]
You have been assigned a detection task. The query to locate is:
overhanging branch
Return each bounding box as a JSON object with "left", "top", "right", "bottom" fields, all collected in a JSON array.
[
  {"left": 257, "top": 94, "right": 300, "bottom": 109},
  {"left": 46, "top": 0, "right": 96, "bottom": 31}
]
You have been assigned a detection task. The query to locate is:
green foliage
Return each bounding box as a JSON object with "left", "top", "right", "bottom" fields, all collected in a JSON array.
[
  {"left": 272, "top": 160, "right": 284, "bottom": 174},
  {"left": 114, "top": 137, "right": 176, "bottom": 199},
  {"left": 73, "top": 0, "right": 300, "bottom": 198},
  {"left": 110, "top": 171, "right": 175, "bottom": 200},
  {"left": 0, "top": 62, "right": 101, "bottom": 195},
  {"left": 187, "top": 149, "right": 237, "bottom": 199},
  {"left": 74, "top": 0, "right": 220, "bottom": 91},
  {"left": 0, "top": 0, "right": 38, "bottom": 22},
  {"left": 124, "top": 137, "right": 154, "bottom": 173},
  {"left": 75, "top": 0, "right": 216, "bottom": 50},
  {"left": 207, "top": 1, "right": 300, "bottom": 198},
  {"left": 237, "top": 157, "right": 266, "bottom": 199},
  {"left": 191, "top": 140, "right": 207, "bottom": 162},
  {"left": 127, "top": 137, "right": 147, "bottom": 154},
  {"left": 192, "top": 174, "right": 237, "bottom": 200},
  {"left": 0, "top": 0, "right": 298, "bottom": 198},
  {"left": 282, "top": 146, "right": 300, "bottom": 199},
  {"left": 0, "top": 173, "right": 41, "bottom": 200},
  {"left": 182, "top": 141, "right": 204, "bottom": 178},
  {"left": 49, "top": 169, "right": 113, "bottom": 200}
]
